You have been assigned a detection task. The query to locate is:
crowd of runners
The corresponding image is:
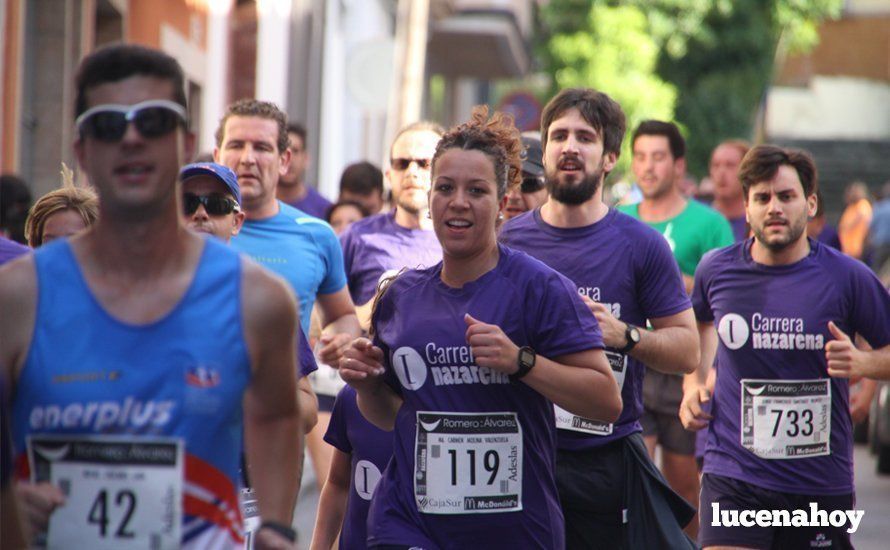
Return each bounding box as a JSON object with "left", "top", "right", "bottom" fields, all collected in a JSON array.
[{"left": 1, "top": 42, "right": 890, "bottom": 550}]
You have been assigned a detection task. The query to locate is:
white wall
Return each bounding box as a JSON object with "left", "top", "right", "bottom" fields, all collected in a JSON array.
[
  {"left": 846, "top": 0, "right": 890, "bottom": 16},
  {"left": 200, "top": 0, "right": 232, "bottom": 155},
  {"left": 256, "top": 0, "right": 292, "bottom": 106},
  {"left": 766, "top": 76, "right": 890, "bottom": 140},
  {"left": 315, "top": 0, "right": 392, "bottom": 200}
]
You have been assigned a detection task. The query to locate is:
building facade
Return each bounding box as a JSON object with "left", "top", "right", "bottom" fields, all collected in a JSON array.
[{"left": 1, "top": 0, "right": 532, "bottom": 201}]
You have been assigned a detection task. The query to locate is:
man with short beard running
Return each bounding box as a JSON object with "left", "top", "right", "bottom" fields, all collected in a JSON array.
[
  {"left": 499, "top": 88, "right": 699, "bottom": 549},
  {"left": 681, "top": 145, "right": 890, "bottom": 549}
]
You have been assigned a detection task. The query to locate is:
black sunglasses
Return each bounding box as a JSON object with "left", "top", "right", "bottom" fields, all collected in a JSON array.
[
  {"left": 391, "top": 157, "right": 432, "bottom": 171},
  {"left": 76, "top": 99, "right": 187, "bottom": 142},
  {"left": 183, "top": 193, "right": 239, "bottom": 216},
  {"left": 521, "top": 175, "right": 546, "bottom": 194}
]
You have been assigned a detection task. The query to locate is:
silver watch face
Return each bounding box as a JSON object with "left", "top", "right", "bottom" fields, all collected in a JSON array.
[
  {"left": 519, "top": 348, "right": 535, "bottom": 366},
  {"left": 630, "top": 327, "right": 641, "bottom": 343}
]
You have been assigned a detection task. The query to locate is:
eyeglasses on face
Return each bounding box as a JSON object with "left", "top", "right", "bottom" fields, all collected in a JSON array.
[
  {"left": 391, "top": 157, "right": 432, "bottom": 171},
  {"left": 182, "top": 193, "right": 238, "bottom": 216},
  {"left": 76, "top": 99, "right": 188, "bottom": 142}
]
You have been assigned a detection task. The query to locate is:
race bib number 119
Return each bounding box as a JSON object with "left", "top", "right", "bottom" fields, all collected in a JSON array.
[
  {"left": 414, "top": 411, "right": 522, "bottom": 515},
  {"left": 28, "top": 435, "right": 183, "bottom": 550}
]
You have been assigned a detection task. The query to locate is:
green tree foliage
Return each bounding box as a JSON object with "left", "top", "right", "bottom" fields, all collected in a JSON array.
[
  {"left": 539, "top": 0, "right": 842, "bottom": 177},
  {"left": 657, "top": 0, "right": 777, "bottom": 176},
  {"left": 546, "top": 4, "right": 677, "bottom": 174}
]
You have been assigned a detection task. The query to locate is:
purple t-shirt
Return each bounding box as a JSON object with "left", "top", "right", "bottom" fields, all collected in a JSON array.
[
  {"left": 288, "top": 185, "right": 332, "bottom": 219},
  {"left": 298, "top": 327, "right": 318, "bottom": 377},
  {"left": 0, "top": 236, "right": 29, "bottom": 265},
  {"left": 367, "top": 245, "right": 603, "bottom": 549},
  {"left": 693, "top": 238, "right": 890, "bottom": 495},
  {"left": 728, "top": 216, "right": 748, "bottom": 242},
  {"left": 340, "top": 211, "right": 442, "bottom": 304},
  {"left": 324, "top": 386, "right": 393, "bottom": 549},
  {"left": 499, "top": 208, "right": 691, "bottom": 449},
  {"left": 817, "top": 223, "right": 842, "bottom": 251}
]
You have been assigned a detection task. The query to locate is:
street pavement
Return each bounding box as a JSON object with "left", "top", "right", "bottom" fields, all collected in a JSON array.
[
  {"left": 293, "top": 456, "right": 322, "bottom": 547},
  {"left": 853, "top": 443, "right": 890, "bottom": 549},
  {"left": 293, "top": 443, "right": 890, "bottom": 549}
]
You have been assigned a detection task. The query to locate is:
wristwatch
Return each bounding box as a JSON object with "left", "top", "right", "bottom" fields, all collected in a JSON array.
[
  {"left": 510, "top": 346, "right": 536, "bottom": 382},
  {"left": 618, "top": 323, "right": 641, "bottom": 354}
]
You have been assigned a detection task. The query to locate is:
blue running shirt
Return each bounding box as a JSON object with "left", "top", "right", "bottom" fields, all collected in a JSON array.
[{"left": 13, "top": 238, "right": 251, "bottom": 549}]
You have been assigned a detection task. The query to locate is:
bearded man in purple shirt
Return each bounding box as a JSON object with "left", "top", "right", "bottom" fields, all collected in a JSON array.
[
  {"left": 499, "top": 88, "right": 699, "bottom": 549},
  {"left": 681, "top": 145, "right": 890, "bottom": 549}
]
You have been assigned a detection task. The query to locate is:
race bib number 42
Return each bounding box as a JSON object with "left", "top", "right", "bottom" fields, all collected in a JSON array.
[
  {"left": 28, "top": 435, "right": 183, "bottom": 550},
  {"left": 414, "top": 411, "right": 522, "bottom": 515},
  {"left": 741, "top": 379, "right": 831, "bottom": 459},
  {"left": 555, "top": 351, "right": 627, "bottom": 436}
]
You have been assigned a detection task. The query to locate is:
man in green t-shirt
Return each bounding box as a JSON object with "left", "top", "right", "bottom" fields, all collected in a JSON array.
[{"left": 618, "top": 120, "right": 733, "bottom": 539}]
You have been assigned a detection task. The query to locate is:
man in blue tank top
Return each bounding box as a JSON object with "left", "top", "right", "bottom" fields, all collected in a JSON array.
[
  {"left": 179, "top": 160, "right": 319, "bottom": 418},
  {"left": 179, "top": 161, "right": 320, "bottom": 547},
  {"left": 0, "top": 44, "right": 302, "bottom": 549}
]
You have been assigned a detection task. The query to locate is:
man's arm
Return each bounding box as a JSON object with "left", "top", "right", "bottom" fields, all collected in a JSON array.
[
  {"left": 0, "top": 256, "right": 37, "bottom": 382},
  {"left": 241, "top": 260, "right": 303, "bottom": 528},
  {"left": 0, "top": 258, "right": 69, "bottom": 539},
  {"left": 681, "top": 274, "right": 695, "bottom": 295},
  {"left": 686, "top": 320, "right": 718, "bottom": 390},
  {"left": 2, "top": 483, "right": 28, "bottom": 549},
  {"left": 679, "top": 321, "right": 717, "bottom": 431},
  {"left": 632, "top": 309, "right": 699, "bottom": 374},
  {"left": 827, "top": 322, "right": 890, "bottom": 381},
  {"left": 298, "top": 377, "right": 319, "bottom": 433},
  {"left": 585, "top": 297, "right": 699, "bottom": 375},
  {"left": 851, "top": 378, "right": 878, "bottom": 423},
  {"left": 316, "top": 287, "right": 362, "bottom": 367}
]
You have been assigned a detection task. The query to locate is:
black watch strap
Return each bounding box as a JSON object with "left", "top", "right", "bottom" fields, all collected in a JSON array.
[
  {"left": 259, "top": 520, "right": 298, "bottom": 543},
  {"left": 510, "top": 346, "right": 536, "bottom": 382},
  {"left": 618, "top": 323, "right": 640, "bottom": 354}
]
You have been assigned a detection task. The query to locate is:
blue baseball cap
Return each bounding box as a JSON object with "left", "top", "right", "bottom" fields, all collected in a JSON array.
[{"left": 179, "top": 162, "right": 241, "bottom": 206}]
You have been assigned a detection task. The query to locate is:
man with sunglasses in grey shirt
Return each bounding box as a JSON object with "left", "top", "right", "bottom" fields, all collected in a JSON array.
[{"left": 339, "top": 121, "right": 445, "bottom": 326}]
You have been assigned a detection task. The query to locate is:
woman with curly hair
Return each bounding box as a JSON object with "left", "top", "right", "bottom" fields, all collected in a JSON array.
[
  {"left": 24, "top": 174, "right": 98, "bottom": 247},
  {"left": 337, "top": 106, "right": 621, "bottom": 549}
]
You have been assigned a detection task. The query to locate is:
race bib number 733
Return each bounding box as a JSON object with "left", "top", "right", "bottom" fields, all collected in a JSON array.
[{"left": 740, "top": 379, "right": 831, "bottom": 459}]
